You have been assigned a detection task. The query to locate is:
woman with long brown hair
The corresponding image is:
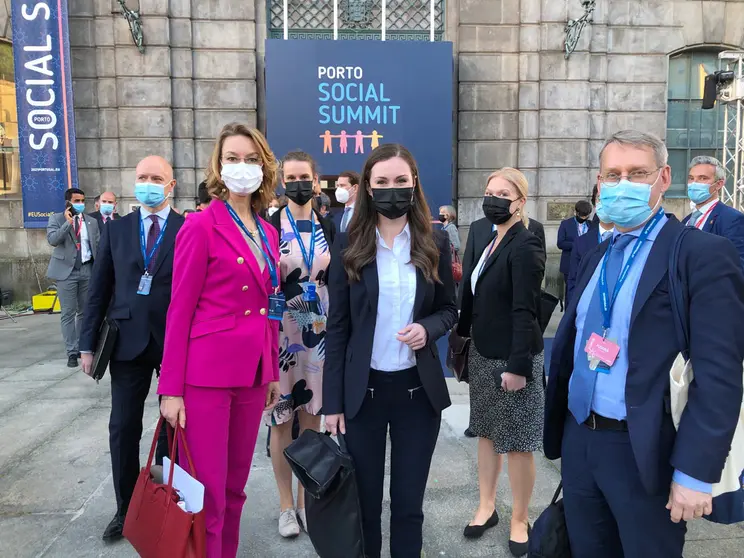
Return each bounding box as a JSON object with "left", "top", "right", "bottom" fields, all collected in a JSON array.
[
  {"left": 159, "top": 122, "right": 282, "bottom": 557},
  {"left": 324, "top": 144, "right": 457, "bottom": 558}
]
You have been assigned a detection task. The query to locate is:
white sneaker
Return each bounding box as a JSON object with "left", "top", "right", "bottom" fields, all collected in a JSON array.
[
  {"left": 278, "top": 509, "right": 300, "bottom": 538},
  {"left": 296, "top": 508, "right": 307, "bottom": 532}
]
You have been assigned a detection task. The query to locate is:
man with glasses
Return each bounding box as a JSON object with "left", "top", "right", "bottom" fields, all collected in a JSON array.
[
  {"left": 684, "top": 155, "right": 744, "bottom": 270},
  {"left": 544, "top": 130, "right": 744, "bottom": 557}
]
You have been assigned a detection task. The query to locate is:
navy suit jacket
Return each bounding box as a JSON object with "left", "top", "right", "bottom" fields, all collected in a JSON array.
[
  {"left": 566, "top": 225, "right": 602, "bottom": 303},
  {"left": 80, "top": 210, "right": 185, "bottom": 362},
  {"left": 683, "top": 201, "right": 744, "bottom": 271},
  {"left": 544, "top": 216, "right": 744, "bottom": 495},
  {"left": 557, "top": 217, "right": 584, "bottom": 275}
]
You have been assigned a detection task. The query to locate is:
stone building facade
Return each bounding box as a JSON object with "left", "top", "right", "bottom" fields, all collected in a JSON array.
[{"left": 2, "top": 0, "right": 744, "bottom": 299}]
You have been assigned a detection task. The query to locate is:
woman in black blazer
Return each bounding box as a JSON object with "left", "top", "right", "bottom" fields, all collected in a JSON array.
[
  {"left": 324, "top": 144, "right": 457, "bottom": 558},
  {"left": 457, "top": 168, "right": 545, "bottom": 556}
]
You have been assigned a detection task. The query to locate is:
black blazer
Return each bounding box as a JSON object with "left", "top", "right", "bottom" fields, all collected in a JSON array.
[
  {"left": 459, "top": 217, "right": 545, "bottom": 305},
  {"left": 457, "top": 221, "right": 545, "bottom": 378},
  {"left": 80, "top": 209, "right": 185, "bottom": 362},
  {"left": 323, "top": 230, "right": 458, "bottom": 420}
]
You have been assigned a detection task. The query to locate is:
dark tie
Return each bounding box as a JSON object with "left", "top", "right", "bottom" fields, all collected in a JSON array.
[
  {"left": 341, "top": 207, "right": 352, "bottom": 232},
  {"left": 568, "top": 234, "right": 635, "bottom": 423},
  {"left": 146, "top": 215, "right": 160, "bottom": 272}
]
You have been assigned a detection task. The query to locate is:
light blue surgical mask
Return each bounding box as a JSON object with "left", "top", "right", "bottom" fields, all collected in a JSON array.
[
  {"left": 99, "top": 202, "right": 115, "bottom": 215},
  {"left": 599, "top": 178, "right": 661, "bottom": 229},
  {"left": 72, "top": 203, "right": 86, "bottom": 214},
  {"left": 687, "top": 182, "right": 714, "bottom": 205},
  {"left": 594, "top": 200, "right": 611, "bottom": 224},
  {"left": 135, "top": 183, "right": 166, "bottom": 208}
]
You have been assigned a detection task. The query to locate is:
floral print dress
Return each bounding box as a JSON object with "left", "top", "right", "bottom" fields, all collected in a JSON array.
[{"left": 264, "top": 210, "right": 331, "bottom": 426}]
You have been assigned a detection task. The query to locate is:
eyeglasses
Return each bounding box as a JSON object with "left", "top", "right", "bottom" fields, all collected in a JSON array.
[
  {"left": 600, "top": 167, "right": 661, "bottom": 187},
  {"left": 222, "top": 156, "right": 261, "bottom": 165}
]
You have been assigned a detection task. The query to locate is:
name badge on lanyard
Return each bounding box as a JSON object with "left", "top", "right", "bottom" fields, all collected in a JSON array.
[
  {"left": 585, "top": 209, "right": 664, "bottom": 373},
  {"left": 285, "top": 207, "right": 317, "bottom": 301},
  {"left": 137, "top": 215, "right": 168, "bottom": 296},
  {"left": 224, "top": 202, "right": 284, "bottom": 320}
]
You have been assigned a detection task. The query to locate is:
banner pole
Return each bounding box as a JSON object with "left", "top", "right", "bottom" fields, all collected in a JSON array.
[
  {"left": 333, "top": 0, "right": 338, "bottom": 40},
  {"left": 283, "top": 0, "right": 288, "bottom": 40},
  {"left": 430, "top": 0, "right": 435, "bottom": 41},
  {"left": 381, "top": 0, "right": 386, "bottom": 41}
]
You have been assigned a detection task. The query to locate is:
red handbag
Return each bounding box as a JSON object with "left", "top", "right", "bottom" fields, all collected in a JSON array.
[
  {"left": 451, "top": 245, "right": 463, "bottom": 283},
  {"left": 123, "top": 418, "right": 206, "bottom": 558}
]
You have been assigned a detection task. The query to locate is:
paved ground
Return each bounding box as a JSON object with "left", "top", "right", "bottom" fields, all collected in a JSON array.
[{"left": 0, "top": 313, "right": 742, "bottom": 557}]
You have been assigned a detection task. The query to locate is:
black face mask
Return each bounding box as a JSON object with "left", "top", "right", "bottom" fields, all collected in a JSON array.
[
  {"left": 285, "top": 180, "right": 314, "bottom": 206},
  {"left": 576, "top": 215, "right": 589, "bottom": 224},
  {"left": 483, "top": 196, "right": 515, "bottom": 225},
  {"left": 438, "top": 214, "right": 447, "bottom": 223},
  {"left": 371, "top": 187, "right": 414, "bottom": 220}
]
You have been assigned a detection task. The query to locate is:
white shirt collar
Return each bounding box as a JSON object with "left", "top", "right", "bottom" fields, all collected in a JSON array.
[
  {"left": 376, "top": 223, "right": 410, "bottom": 250},
  {"left": 139, "top": 205, "right": 171, "bottom": 221},
  {"left": 598, "top": 222, "right": 614, "bottom": 233},
  {"left": 690, "top": 198, "right": 718, "bottom": 216}
]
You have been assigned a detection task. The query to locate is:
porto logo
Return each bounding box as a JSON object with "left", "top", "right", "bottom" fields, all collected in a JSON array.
[{"left": 317, "top": 66, "right": 400, "bottom": 155}]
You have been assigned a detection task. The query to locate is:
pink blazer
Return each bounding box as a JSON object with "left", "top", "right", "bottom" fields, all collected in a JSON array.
[{"left": 158, "top": 201, "right": 280, "bottom": 396}]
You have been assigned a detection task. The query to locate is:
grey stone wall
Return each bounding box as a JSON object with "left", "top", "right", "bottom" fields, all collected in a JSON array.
[
  {"left": 3, "top": 0, "right": 744, "bottom": 300},
  {"left": 455, "top": 0, "right": 744, "bottom": 291}
]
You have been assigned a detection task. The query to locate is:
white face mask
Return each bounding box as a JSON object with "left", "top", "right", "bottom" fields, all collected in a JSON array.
[
  {"left": 221, "top": 163, "right": 263, "bottom": 196},
  {"left": 335, "top": 187, "right": 350, "bottom": 204},
  {"left": 267, "top": 206, "right": 279, "bottom": 217}
]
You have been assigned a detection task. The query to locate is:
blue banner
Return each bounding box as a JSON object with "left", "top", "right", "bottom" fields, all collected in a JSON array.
[
  {"left": 265, "top": 39, "right": 453, "bottom": 215},
  {"left": 11, "top": 0, "right": 78, "bottom": 228}
]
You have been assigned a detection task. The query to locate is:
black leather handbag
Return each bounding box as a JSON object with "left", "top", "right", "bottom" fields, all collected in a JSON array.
[
  {"left": 284, "top": 431, "right": 364, "bottom": 558},
  {"left": 446, "top": 329, "right": 470, "bottom": 383},
  {"left": 92, "top": 318, "right": 119, "bottom": 381},
  {"left": 528, "top": 482, "right": 572, "bottom": 558}
]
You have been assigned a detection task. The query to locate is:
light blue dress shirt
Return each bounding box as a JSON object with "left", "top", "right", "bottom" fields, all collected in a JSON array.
[{"left": 571, "top": 213, "right": 711, "bottom": 493}]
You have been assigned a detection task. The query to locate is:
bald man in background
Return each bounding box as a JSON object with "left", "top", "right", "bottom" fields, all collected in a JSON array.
[{"left": 80, "top": 156, "right": 185, "bottom": 541}]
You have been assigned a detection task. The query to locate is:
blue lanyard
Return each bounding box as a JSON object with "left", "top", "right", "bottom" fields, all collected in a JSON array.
[
  {"left": 224, "top": 202, "right": 279, "bottom": 291},
  {"left": 598, "top": 209, "right": 664, "bottom": 333},
  {"left": 139, "top": 214, "right": 168, "bottom": 273},
  {"left": 284, "top": 207, "right": 316, "bottom": 275}
]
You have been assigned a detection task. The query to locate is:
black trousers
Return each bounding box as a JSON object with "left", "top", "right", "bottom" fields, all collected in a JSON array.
[
  {"left": 344, "top": 367, "right": 441, "bottom": 558},
  {"left": 109, "top": 338, "right": 169, "bottom": 516}
]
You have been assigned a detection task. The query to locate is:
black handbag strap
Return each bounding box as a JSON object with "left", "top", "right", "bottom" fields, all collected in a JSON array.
[{"left": 550, "top": 482, "right": 563, "bottom": 505}]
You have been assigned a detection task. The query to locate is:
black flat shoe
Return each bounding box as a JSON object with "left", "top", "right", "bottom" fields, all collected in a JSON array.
[
  {"left": 464, "top": 428, "right": 476, "bottom": 438},
  {"left": 102, "top": 514, "right": 124, "bottom": 542},
  {"left": 463, "top": 509, "right": 499, "bottom": 539},
  {"left": 508, "top": 523, "right": 531, "bottom": 557},
  {"left": 67, "top": 355, "right": 78, "bottom": 368}
]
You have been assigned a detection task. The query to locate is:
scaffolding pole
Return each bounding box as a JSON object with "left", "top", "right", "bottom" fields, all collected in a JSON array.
[{"left": 720, "top": 51, "right": 744, "bottom": 212}]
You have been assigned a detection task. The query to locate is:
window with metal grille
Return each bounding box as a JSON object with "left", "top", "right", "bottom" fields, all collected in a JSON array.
[
  {"left": 667, "top": 50, "right": 725, "bottom": 197},
  {"left": 267, "top": 0, "right": 445, "bottom": 41}
]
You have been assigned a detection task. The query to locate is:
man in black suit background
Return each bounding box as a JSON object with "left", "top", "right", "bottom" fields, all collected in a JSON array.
[
  {"left": 79, "top": 156, "right": 185, "bottom": 541},
  {"left": 89, "top": 192, "right": 121, "bottom": 228}
]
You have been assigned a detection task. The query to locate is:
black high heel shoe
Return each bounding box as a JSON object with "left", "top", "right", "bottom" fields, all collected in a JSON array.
[
  {"left": 508, "top": 523, "right": 532, "bottom": 557},
  {"left": 463, "top": 509, "right": 499, "bottom": 539}
]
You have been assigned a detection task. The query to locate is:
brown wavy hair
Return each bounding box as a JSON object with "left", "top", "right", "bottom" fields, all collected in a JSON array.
[
  {"left": 343, "top": 144, "right": 440, "bottom": 283},
  {"left": 205, "top": 123, "right": 278, "bottom": 212}
]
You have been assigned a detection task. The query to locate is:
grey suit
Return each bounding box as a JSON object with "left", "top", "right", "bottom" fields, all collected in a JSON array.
[{"left": 46, "top": 212, "right": 100, "bottom": 356}]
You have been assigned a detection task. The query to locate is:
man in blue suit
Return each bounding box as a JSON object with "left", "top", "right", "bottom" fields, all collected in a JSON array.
[
  {"left": 544, "top": 131, "right": 744, "bottom": 558},
  {"left": 332, "top": 170, "right": 360, "bottom": 233},
  {"left": 684, "top": 155, "right": 744, "bottom": 270},
  {"left": 557, "top": 200, "right": 593, "bottom": 306},
  {"left": 566, "top": 216, "right": 614, "bottom": 303}
]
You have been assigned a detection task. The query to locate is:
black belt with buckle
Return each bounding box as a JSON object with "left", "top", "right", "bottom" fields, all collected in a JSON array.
[{"left": 583, "top": 412, "right": 628, "bottom": 432}]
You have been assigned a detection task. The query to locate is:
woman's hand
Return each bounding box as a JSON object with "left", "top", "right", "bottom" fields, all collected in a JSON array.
[
  {"left": 397, "top": 323, "right": 428, "bottom": 351},
  {"left": 160, "top": 396, "right": 186, "bottom": 429},
  {"left": 325, "top": 414, "right": 346, "bottom": 436},
  {"left": 501, "top": 372, "right": 526, "bottom": 392},
  {"left": 264, "top": 381, "right": 281, "bottom": 410}
]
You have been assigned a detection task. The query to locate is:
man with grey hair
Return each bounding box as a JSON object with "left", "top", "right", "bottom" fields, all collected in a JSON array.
[
  {"left": 544, "top": 130, "right": 744, "bottom": 557},
  {"left": 685, "top": 155, "right": 744, "bottom": 269}
]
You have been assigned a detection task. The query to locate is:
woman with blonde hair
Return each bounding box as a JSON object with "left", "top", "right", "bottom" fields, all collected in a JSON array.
[
  {"left": 159, "top": 122, "right": 282, "bottom": 557},
  {"left": 456, "top": 167, "right": 545, "bottom": 557}
]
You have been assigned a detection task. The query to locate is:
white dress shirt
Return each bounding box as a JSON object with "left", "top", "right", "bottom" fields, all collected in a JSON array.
[
  {"left": 76, "top": 215, "right": 93, "bottom": 263},
  {"left": 471, "top": 239, "right": 494, "bottom": 295},
  {"left": 371, "top": 224, "right": 417, "bottom": 372},
  {"left": 689, "top": 199, "right": 718, "bottom": 229},
  {"left": 139, "top": 205, "right": 171, "bottom": 237}
]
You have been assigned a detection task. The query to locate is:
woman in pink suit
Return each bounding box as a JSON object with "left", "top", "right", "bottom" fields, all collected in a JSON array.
[{"left": 159, "top": 123, "right": 282, "bottom": 558}]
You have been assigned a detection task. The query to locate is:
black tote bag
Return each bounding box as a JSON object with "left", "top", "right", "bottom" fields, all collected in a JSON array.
[
  {"left": 528, "top": 482, "right": 571, "bottom": 558},
  {"left": 284, "top": 430, "right": 364, "bottom": 558}
]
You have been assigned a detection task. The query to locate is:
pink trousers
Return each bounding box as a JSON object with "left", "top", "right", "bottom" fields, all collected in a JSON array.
[{"left": 182, "top": 384, "right": 265, "bottom": 558}]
